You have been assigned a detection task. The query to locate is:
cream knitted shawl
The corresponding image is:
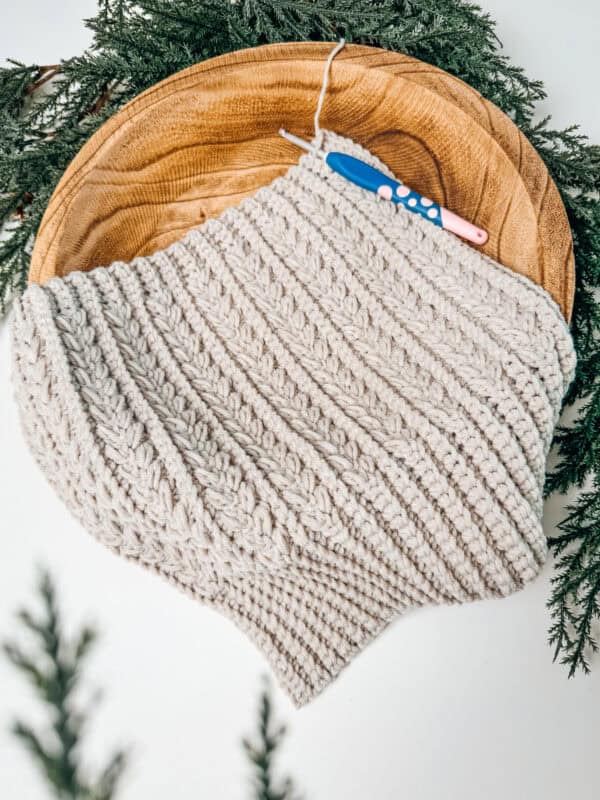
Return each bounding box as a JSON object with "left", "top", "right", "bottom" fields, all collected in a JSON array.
[{"left": 11, "top": 131, "right": 576, "bottom": 706}]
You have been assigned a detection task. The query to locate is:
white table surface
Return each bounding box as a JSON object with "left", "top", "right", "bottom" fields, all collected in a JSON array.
[{"left": 1, "top": 3, "right": 599, "bottom": 798}]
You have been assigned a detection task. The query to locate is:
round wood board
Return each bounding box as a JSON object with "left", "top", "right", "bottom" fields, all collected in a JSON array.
[{"left": 29, "top": 42, "right": 575, "bottom": 320}]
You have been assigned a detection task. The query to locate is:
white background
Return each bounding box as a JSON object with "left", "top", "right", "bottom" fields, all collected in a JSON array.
[{"left": 1, "top": 3, "right": 599, "bottom": 799}]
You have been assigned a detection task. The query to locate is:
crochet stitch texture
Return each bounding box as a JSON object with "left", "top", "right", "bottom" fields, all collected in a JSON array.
[{"left": 11, "top": 131, "right": 576, "bottom": 706}]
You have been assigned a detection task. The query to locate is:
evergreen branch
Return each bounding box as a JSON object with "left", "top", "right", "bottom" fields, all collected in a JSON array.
[
  {"left": 89, "top": 750, "right": 128, "bottom": 800},
  {"left": 26, "top": 65, "right": 62, "bottom": 96},
  {"left": 11, "top": 720, "right": 63, "bottom": 788},
  {"left": 0, "top": 60, "right": 40, "bottom": 117},
  {"left": 547, "top": 481, "right": 600, "bottom": 675},
  {"left": 3, "top": 569, "right": 128, "bottom": 799},
  {"left": 0, "top": 0, "right": 599, "bottom": 674},
  {"left": 243, "top": 678, "right": 301, "bottom": 800}
]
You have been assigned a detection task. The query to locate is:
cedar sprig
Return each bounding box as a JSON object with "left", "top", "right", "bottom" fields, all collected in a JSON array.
[
  {"left": 243, "top": 678, "right": 301, "bottom": 800},
  {"left": 3, "top": 569, "right": 128, "bottom": 799},
  {"left": 548, "top": 484, "right": 600, "bottom": 675}
]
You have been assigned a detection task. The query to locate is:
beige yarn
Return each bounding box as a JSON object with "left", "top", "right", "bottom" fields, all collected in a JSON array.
[{"left": 11, "top": 131, "right": 576, "bottom": 707}]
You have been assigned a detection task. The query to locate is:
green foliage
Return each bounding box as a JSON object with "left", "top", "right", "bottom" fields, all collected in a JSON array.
[
  {"left": 1, "top": 0, "right": 599, "bottom": 674},
  {"left": 547, "top": 479, "right": 600, "bottom": 675},
  {"left": 3, "top": 569, "right": 128, "bottom": 799},
  {"left": 243, "top": 678, "right": 300, "bottom": 800}
]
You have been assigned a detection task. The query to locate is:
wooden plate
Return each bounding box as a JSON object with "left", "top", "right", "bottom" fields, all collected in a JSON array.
[{"left": 29, "top": 42, "right": 575, "bottom": 319}]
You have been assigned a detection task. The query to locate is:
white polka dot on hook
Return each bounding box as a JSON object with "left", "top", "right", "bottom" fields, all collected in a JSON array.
[
  {"left": 408, "top": 197, "right": 418, "bottom": 207},
  {"left": 421, "top": 197, "right": 433, "bottom": 207},
  {"left": 427, "top": 208, "right": 438, "bottom": 219}
]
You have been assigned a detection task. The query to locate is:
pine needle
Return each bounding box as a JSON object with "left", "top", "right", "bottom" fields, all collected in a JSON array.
[
  {"left": 3, "top": 569, "right": 128, "bottom": 799},
  {"left": 243, "top": 677, "right": 300, "bottom": 800}
]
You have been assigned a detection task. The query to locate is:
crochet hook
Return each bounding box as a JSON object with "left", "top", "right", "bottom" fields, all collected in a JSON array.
[{"left": 279, "top": 129, "right": 488, "bottom": 246}]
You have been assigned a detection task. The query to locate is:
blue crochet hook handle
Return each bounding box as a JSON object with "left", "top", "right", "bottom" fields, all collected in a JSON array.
[{"left": 279, "top": 129, "right": 488, "bottom": 246}]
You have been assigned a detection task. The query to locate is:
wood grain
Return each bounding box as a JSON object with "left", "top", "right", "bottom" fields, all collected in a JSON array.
[{"left": 29, "top": 42, "right": 575, "bottom": 319}]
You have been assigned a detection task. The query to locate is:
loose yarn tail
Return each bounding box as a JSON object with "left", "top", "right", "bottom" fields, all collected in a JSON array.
[{"left": 312, "top": 38, "right": 346, "bottom": 148}]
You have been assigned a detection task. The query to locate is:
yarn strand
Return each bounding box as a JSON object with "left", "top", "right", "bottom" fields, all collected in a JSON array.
[{"left": 313, "top": 38, "right": 346, "bottom": 138}]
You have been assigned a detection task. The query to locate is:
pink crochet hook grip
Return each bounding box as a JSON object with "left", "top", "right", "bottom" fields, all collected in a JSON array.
[
  {"left": 279, "top": 129, "right": 489, "bottom": 246},
  {"left": 439, "top": 208, "right": 488, "bottom": 245}
]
